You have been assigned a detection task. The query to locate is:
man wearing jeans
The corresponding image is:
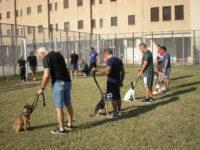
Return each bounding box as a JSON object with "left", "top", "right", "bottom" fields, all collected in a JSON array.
[{"left": 37, "top": 47, "right": 73, "bottom": 134}]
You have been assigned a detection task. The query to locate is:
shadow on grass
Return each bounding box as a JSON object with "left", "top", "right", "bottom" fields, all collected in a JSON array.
[
  {"left": 171, "top": 81, "right": 200, "bottom": 90},
  {"left": 29, "top": 123, "right": 58, "bottom": 131},
  {"left": 171, "top": 75, "right": 193, "bottom": 81}
]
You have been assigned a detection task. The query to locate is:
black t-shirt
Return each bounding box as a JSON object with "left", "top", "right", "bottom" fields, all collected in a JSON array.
[
  {"left": 28, "top": 56, "right": 37, "bottom": 66},
  {"left": 70, "top": 54, "right": 79, "bottom": 65},
  {"left": 17, "top": 59, "right": 26, "bottom": 67},
  {"left": 43, "top": 51, "right": 71, "bottom": 84}
]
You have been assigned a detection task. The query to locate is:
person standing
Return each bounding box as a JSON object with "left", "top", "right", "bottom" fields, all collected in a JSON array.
[
  {"left": 93, "top": 49, "right": 125, "bottom": 118},
  {"left": 89, "top": 47, "right": 98, "bottom": 74},
  {"left": 161, "top": 46, "right": 171, "bottom": 92},
  {"left": 28, "top": 51, "right": 37, "bottom": 81},
  {"left": 156, "top": 45, "right": 163, "bottom": 82},
  {"left": 137, "top": 43, "right": 154, "bottom": 103},
  {"left": 37, "top": 47, "right": 73, "bottom": 134},
  {"left": 69, "top": 50, "right": 79, "bottom": 79},
  {"left": 17, "top": 56, "right": 26, "bottom": 82}
]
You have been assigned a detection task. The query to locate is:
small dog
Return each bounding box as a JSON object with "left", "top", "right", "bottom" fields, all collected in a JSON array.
[
  {"left": 123, "top": 81, "right": 136, "bottom": 102},
  {"left": 12, "top": 105, "right": 32, "bottom": 133},
  {"left": 153, "top": 72, "right": 163, "bottom": 95}
]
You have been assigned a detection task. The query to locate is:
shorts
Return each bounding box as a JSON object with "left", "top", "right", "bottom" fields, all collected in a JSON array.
[
  {"left": 106, "top": 81, "right": 121, "bottom": 101},
  {"left": 52, "top": 81, "right": 71, "bottom": 108},
  {"left": 163, "top": 68, "right": 171, "bottom": 79},
  {"left": 143, "top": 73, "right": 154, "bottom": 88},
  {"left": 30, "top": 66, "right": 37, "bottom": 72},
  {"left": 158, "top": 63, "right": 163, "bottom": 72},
  {"left": 70, "top": 64, "right": 78, "bottom": 71}
]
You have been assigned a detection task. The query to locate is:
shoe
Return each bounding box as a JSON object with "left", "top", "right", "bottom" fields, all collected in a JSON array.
[
  {"left": 51, "top": 128, "right": 67, "bottom": 134},
  {"left": 33, "top": 78, "right": 37, "bottom": 81},
  {"left": 64, "top": 125, "right": 73, "bottom": 131},
  {"left": 149, "top": 97, "right": 154, "bottom": 102},
  {"left": 108, "top": 113, "right": 118, "bottom": 118},
  {"left": 141, "top": 98, "right": 151, "bottom": 103},
  {"left": 118, "top": 111, "right": 122, "bottom": 116},
  {"left": 163, "top": 88, "right": 169, "bottom": 93}
]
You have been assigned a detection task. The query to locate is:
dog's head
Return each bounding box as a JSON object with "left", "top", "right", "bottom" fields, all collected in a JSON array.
[
  {"left": 23, "top": 105, "right": 33, "bottom": 114},
  {"left": 130, "top": 81, "right": 136, "bottom": 90}
]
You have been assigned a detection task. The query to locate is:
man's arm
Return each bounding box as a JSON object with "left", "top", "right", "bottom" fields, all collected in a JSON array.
[
  {"left": 94, "top": 66, "right": 111, "bottom": 75},
  {"left": 89, "top": 56, "right": 91, "bottom": 65},
  {"left": 38, "top": 68, "right": 50, "bottom": 95},
  {"left": 164, "top": 59, "right": 169, "bottom": 73},
  {"left": 69, "top": 58, "right": 71, "bottom": 66},
  {"left": 139, "top": 61, "right": 148, "bottom": 77},
  {"left": 96, "top": 56, "right": 98, "bottom": 64}
]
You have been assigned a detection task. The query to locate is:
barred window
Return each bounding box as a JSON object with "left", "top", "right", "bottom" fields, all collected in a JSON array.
[
  {"left": 175, "top": 5, "right": 184, "bottom": 20},
  {"left": 92, "top": 19, "right": 96, "bottom": 28},
  {"left": 128, "top": 15, "right": 135, "bottom": 25},
  {"left": 100, "top": 18, "right": 103, "bottom": 28},
  {"left": 20, "top": 9, "right": 23, "bottom": 16},
  {"left": 56, "top": 24, "right": 58, "bottom": 31},
  {"left": 64, "top": 22, "right": 70, "bottom": 30},
  {"left": 16, "top": 28, "right": 19, "bottom": 35},
  {"left": 37, "top": 5, "right": 42, "bottom": 13},
  {"left": 99, "top": 0, "right": 103, "bottom": 4},
  {"left": 27, "top": 27, "right": 32, "bottom": 34},
  {"left": 163, "top": 6, "right": 171, "bottom": 21},
  {"left": 63, "top": 0, "right": 69, "bottom": 9},
  {"left": 151, "top": 7, "right": 159, "bottom": 22},
  {"left": 55, "top": 2, "right": 58, "bottom": 11},
  {"left": 7, "top": 29, "right": 10, "bottom": 35},
  {"left": 15, "top": 10, "right": 18, "bottom": 17},
  {"left": 49, "top": 3, "right": 52, "bottom": 11},
  {"left": 27, "top": 7, "right": 31, "bottom": 15},
  {"left": 38, "top": 25, "right": 43, "bottom": 33},
  {"left": 91, "top": 0, "right": 95, "bottom": 5},
  {"left": 111, "top": 0, "right": 117, "bottom": 1},
  {"left": 6, "top": 11, "right": 10, "bottom": 19},
  {"left": 77, "top": 0, "right": 83, "bottom": 6},
  {"left": 78, "top": 20, "right": 83, "bottom": 29},
  {"left": 111, "top": 17, "right": 117, "bottom": 26},
  {"left": 127, "top": 39, "right": 136, "bottom": 48},
  {"left": 49, "top": 24, "right": 53, "bottom": 32}
]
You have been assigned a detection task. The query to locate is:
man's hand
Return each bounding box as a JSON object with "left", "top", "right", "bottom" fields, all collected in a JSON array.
[
  {"left": 163, "top": 69, "right": 166, "bottom": 74},
  {"left": 92, "top": 68, "right": 98, "bottom": 72},
  {"left": 138, "top": 72, "right": 143, "bottom": 77},
  {"left": 120, "top": 81, "right": 123, "bottom": 87},
  {"left": 37, "top": 88, "right": 43, "bottom": 95},
  {"left": 137, "top": 68, "right": 141, "bottom": 72}
]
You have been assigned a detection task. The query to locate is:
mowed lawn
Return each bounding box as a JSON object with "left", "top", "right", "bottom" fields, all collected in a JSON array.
[{"left": 0, "top": 65, "right": 200, "bottom": 150}]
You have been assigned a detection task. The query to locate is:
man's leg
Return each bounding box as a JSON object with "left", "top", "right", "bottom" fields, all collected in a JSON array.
[
  {"left": 65, "top": 105, "right": 73, "bottom": 127},
  {"left": 56, "top": 108, "right": 64, "bottom": 130},
  {"left": 75, "top": 71, "right": 77, "bottom": 79},
  {"left": 166, "top": 78, "right": 170, "bottom": 89},
  {"left": 70, "top": 70, "right": 73, "bottom": 79},
  {"left": 146, "top": 88, "right": 150, "bottom": 99},
  {"left": 117, "top": 99, "right": 121, "bottom": 112},
  {"left": 112, "top": 100, "right": 118, "bottom": 115}
]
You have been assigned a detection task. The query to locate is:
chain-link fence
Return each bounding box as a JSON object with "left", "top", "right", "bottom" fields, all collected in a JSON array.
[{"left": 0, "top": 23, "right": 200, "bottom": 77}]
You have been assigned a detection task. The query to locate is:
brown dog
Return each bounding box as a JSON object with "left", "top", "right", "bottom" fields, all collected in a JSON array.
[{"left": 12, "top": 105, "right": 32, "bottom": 133}]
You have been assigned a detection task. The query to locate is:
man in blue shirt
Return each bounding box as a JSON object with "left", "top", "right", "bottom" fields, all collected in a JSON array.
[
  {"left": 93, "top": 49, "right": 125, "bottom": 118},
  {"left": 161, "top": 46, "right": 171, "bottom": 92},
  {"left": 89, "top": 47, "right": 98, "bottom": 74}
]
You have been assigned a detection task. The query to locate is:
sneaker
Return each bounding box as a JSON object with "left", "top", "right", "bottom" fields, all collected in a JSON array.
[
  {"left": 108, "top": 113, "right": 118, "bottom": 119},
  {"left": 163, "top": 88, "right": 169, "bottom": 93},
  {"left": 141, "top": 98, "right": 151, "bottom": 103},
  {"left": 149, "top": 97, "right": 154, "bottom": 102},
  {"left": 51, "top": 128, "right": 67, "bottom": 134},
  {"left": 118, "top": 111, "right": 122, "bottom": 116},
  {"left": 64, "top": 125, "right": 73, "bottom": 131},
  {"left": 33, "top": 78, "right": 37, "bottom": 81}
]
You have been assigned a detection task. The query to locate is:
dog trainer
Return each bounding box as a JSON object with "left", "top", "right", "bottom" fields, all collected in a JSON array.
[
  {"left": 93, "top": 49, "right": 125, "bottom": 118},
  {"left": 37, "top": 47, "right": 73, "bottom": 134},
  {"left": 138, "top": 43, "right": 154, "bottom": 103},
  {"left": 89, "top": 47, "right": 98, "bottom": 74}
]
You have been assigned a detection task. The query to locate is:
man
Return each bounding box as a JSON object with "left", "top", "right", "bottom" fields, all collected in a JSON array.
[
  {"left": 93, "top": 49, "right": 125, "bottom": 118},
  {"left": 161, "top": 46, "right": 171, "bottom": 92},
  {"left": 78, "top": 59, "right": 90, "bottom": 77},
  {"left": 156, "top": 45, "right": 163, "bottom": 82},
  {"left": 137, "top": 43, "right": 154, "bottom": 103},
  {"left": 28, "top": 51, "right": 37, "bottom": 81},
  {"left": 37, "top": 47, "right": 73, "bottom": 134},
  {"left": 89, "top": 47, "right": 98, "bottom": 74},
  {"left": 17, "top": 55, "right": 26, "bottom": 83},
  {"left": 69, "top": 50, "right": 79, "bottom": 79}
]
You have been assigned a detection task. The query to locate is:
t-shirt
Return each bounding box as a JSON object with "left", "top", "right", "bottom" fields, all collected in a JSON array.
[
  {"left": 43, "top": 51, "right": 71, "bottom": 84},
  {"left": 162, "top": 52, "right": 171, "bottom": 69},
  {"left": 17, "top": 59, "right": 26, "bottom": 67},
  {"left": 70, "top": 54, "right": 79, "bottom": 65},
  {"left": 80, "top": 62, "right": 89, "bottom": 71},
  {"left": 90, "top": 52, "right": 98, "bottom": 63},
  {"left": 107, "top": 57, "right": 123, "bottom": 85},
  {"left": 141, "top": 50, "right": 154, "bottom": 75},
  {"left": 28, "top": 56, "right": 37, "bottom": 66},
  {"left": 157, "top": 50, "right": 163, "bottom": 64}
]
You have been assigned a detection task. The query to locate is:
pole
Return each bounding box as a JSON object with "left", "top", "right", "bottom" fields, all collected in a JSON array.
[
  {"left": 132, "top": 33, "right": 135, "bottom": 65},
  {"left": 23, "top": 37, "right": 28, "bottom": 78},
  {"left": 182, "top": 31, "right": 185, "bottom": 65}
]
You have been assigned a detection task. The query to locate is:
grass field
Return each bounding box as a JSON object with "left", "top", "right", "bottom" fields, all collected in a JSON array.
[{"left": 0, "top": 65, "right": 200, "bottom": 150}]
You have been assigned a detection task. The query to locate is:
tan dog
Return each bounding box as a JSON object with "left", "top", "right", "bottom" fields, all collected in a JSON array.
[{"left": 12, "top": 105, "right": 32, "bottom": 133}]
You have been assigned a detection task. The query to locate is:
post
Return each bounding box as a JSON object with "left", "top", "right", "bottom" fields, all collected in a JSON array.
[
  {"left": 161, "top": 31, "right": 163, "bottom": 45},
  {"left": 23, "top": 37, "right": 28, "bottom": 78},
  {"left": 152, "top": 32, "right": 154, "bottom": 60},
  {"left": 193, "top": 30, "right": 196, "bottom": 66},
  {"left": 182, "top": 31, "right": 185, "bottom": 65},
  {"left": 132, "top": 33, "right": 135, "bottom": 65},
  {"left": 172, "top": 31, "right": 174, "bottom": 65}
]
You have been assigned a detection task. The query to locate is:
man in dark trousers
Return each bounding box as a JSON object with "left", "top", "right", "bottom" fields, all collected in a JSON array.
[
  {"left": 137, "top": 43, "right": 154, "bottom": 103},
  {"left": 69, "top": 50, "right": 79, "bottom": 79},
  {"left": 89, "top": 47, "right": 98, "bottom": 74},
  {"left": 17, "top": 55, "right": 26, "bottom": 82},
  {"left": 37, "top": 47, "right": 73, "bottom": 134},
  {"left": 28, "top": 51, "right": 37, "bottom": 81},
  {"left": 93, "top": 49, "right": 125, "bottom": 118}
]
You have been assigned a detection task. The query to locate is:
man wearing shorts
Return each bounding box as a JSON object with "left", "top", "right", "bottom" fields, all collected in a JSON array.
[
  {"left": 37, "top": 47, "right": 73, "bottom": 134},
  {"left": 28, "top": 51, "right": 37, "bottom": 81},
  {"left": 138, "top": 43, "right": 154, "bottom": 103},
  {"left": 69, "top": 50, "right": 79, "bottom": 79},
  {"left": 89, "top": 47, "right": 98, "bottom": 74},
  {"left": 156, "top": 45, "right": 163, "bottom": 82},
  {"left": 93, "top": 49, "right": 125, "bottom": 118},
  {"left": 161, "top": 46, "right": 171, "bottom": 92}
]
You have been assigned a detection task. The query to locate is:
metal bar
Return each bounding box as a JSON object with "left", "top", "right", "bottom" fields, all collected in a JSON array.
[
  {"left": 23, "top": 37, "right": 28, "bottom": 78},
  {"left": 182, "top": 31, "right": 185, "bottom": 65},
  {"left": 133, "top": 33, "right": 135, "bottom": 65}
]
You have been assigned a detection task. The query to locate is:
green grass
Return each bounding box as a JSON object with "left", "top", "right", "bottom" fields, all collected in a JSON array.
[{"left": 0, "top": 66, "right": 200, "bottom": 150}]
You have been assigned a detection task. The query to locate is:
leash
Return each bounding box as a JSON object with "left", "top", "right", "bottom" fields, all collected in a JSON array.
[
  {"left": 135, "top": 76, "right": 141, "bottom": 85},
  {"left": 30, "top": 93, "right": 45, "bottom": 114},
  {"left": 92, "top": 71, "right": 103, "bottom": 97}
]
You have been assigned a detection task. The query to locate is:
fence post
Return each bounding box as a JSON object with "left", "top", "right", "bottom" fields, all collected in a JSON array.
[
  {"left": 182, "top": 31, "right": 185, "bottom": 65},
  {"left": 23, "top": 37, "right": 28, "bottom": 78},
  {"left": 172, "top": 30, "right": 174, "bottom": 65},
  {"left": 161, "top": 31, "right": 163, "bottom": 45},
  {"left": 43, "top": 28, "right": 45, "bottom": 46},
  {"left": 193, "top": 30, "right": 196, "bottom": 66},
  {"left": 0, "top": 23, "right": 4, "bottom": 77},
  {"left": 152, "top": 32, "right": 154, "bottom": 60},
  {"left": 132, "top": 33, "right": 135, "bottom": 65}
]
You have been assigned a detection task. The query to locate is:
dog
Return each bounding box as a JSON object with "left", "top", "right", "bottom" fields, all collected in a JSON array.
[
  {"left": 153, "top": 72, "right": 163, "bottom": 95},
  {"left": 12, "top": 105, "right": 32, "bottom": 133},
  {"left": 123, "top": 81, "right": 136, "bottom": 102}
]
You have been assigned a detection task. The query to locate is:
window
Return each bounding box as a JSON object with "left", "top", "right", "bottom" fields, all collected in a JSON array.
[
  {"left": 127, "top": 39, "right": 136, "bottom": 48},
  {"left": 55, "top": 2, "right": 58, "bottom": 11},
  {"left": 64, "top": 22, "right": 70, "bottom": 30},
  {"left": 91, "top": 0, "right": 95, "bottom": 5},
  {"left": 78, "top": 20, "right": 83, "bottom": 29},
  {"left": 49, "top": 24, "right": 53, "bottom": 32},
  {"left": 163, "top": 6, "right": 171, "bottom": 21},
  {"left": 20, "top": 9, "right": 23, "bottom": 16},
  {"left": 38, "top": 25, "right": 43, "bottom": 33},
  {"left": 92, "top": 19, "right": 96, "bottom": 28},
  {"left": 16, "top": 28, "right": 19, "bottom": 35},
  {"left": 27, "top": 7, "right": 31, "bottom": 15},
  {"left": 15, "top": 10, "right": 18, "bottom": 17},
  {"left": 6, "top": 11, "right": 10, "bottom": 19},
  {"left": 56, "top": 24, "right": 58, "bottom": 31},
  {"left": 111, "top": 0, "right": 117, "bottom": 1},
  {"left": 111, "top": 17, "right": 117, "bottom": 26},
  {"left": 38, "top": 5, "right": 42, "bottom": 13},
  {"left": 99, "top": 0, "right": 103, "bottom": 4},
  {"left": 151, "top": 7, "right": 159, "bottom": 22},
  {"left": 49, "top": 3, "right": 52, "bottom": 11},
  {"left": 77, "top": 0, "right": 83, "bottom": 6},
  {"left": 21, "top": 28, "right": 24, "bottom": 35},
  {"left": 63, "top": 0, "right": 69, "bottom": 8},
  {"left": 0, "top": 13, "right": 1, "bottom": 20},
  {"left": 7, "top": 29, "right": 10, "bottom": 35},
  {"left": 175, "top": 5, "right": 184, "bottom": 20},
  {"left": 100, "top": 18, "right": 103, "bottom": 28},
  {"left": 27, "top": 27, "right": 32, "bottom": 34},
  {"left": 128, "top": 15, "right": 135, "bottom": 25}
]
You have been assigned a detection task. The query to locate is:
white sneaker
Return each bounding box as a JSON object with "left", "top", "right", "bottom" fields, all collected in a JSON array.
[{"left": 118, "top": 111, "right": 122, "bottom": 116}]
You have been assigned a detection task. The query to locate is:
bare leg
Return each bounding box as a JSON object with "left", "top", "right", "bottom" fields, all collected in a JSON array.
[
  {"left": 112, "top": 100, "right": 118, "bottom": 115},
  {"left": 117, "top": 99, "right": 121, "bottom": 112},
  {"left": 75, "top": 71, "right": 77, "bottom": 79},
  {"left": 70, "top": 70, "right": 73, "bottom": 79},
  {"left": 146, "top": 88, "right": 150, "bottom": 99},
  {"left": 166, "top": 78, "right": 170, "bottom": 88},
  {"left": 56, "top": 108, "right": 64, "bottom": 130},
  {"left": 164, "top": 78, "right": 167, "bottom": 88},
  {"left": 149, "top": 88, "right": 153, "bottom": 98},
  {"left": 65, "top": 105, "right": 73, "bottom": 127}
]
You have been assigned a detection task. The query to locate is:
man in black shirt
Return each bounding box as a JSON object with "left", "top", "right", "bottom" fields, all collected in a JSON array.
[
  {"left": 37, "top": 47, "right": 73, "bottom": 134},
  {"left": 28, "top": 51, "right": 37, "bottom": 81},
  {"left": 17, "top": 56, "right": 26, "bottom": 82},
  {"left": 69, "top": 50, "right": 79, "bottom": 79}
]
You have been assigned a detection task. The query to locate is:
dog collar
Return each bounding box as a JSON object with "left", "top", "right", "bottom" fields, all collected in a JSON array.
[{"left": 23, "top": 112, "right": 30, "bottom": 118}]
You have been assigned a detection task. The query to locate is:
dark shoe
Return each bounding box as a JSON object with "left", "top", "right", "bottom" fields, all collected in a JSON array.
[
  {"left": 64, "top": 125, "right": 73, "bottom": 131},
  {"left": 141, "top": 98, "right": 151, "bottom": 103},
  {"left": 108, "top": 113, "right": 119, "bottom": 118},
  {"left": 51, "top": 128, "right": 67, "bottom": 134},
  {"left": 149, "top": 97, "right": 154, "bottom": 102}
]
